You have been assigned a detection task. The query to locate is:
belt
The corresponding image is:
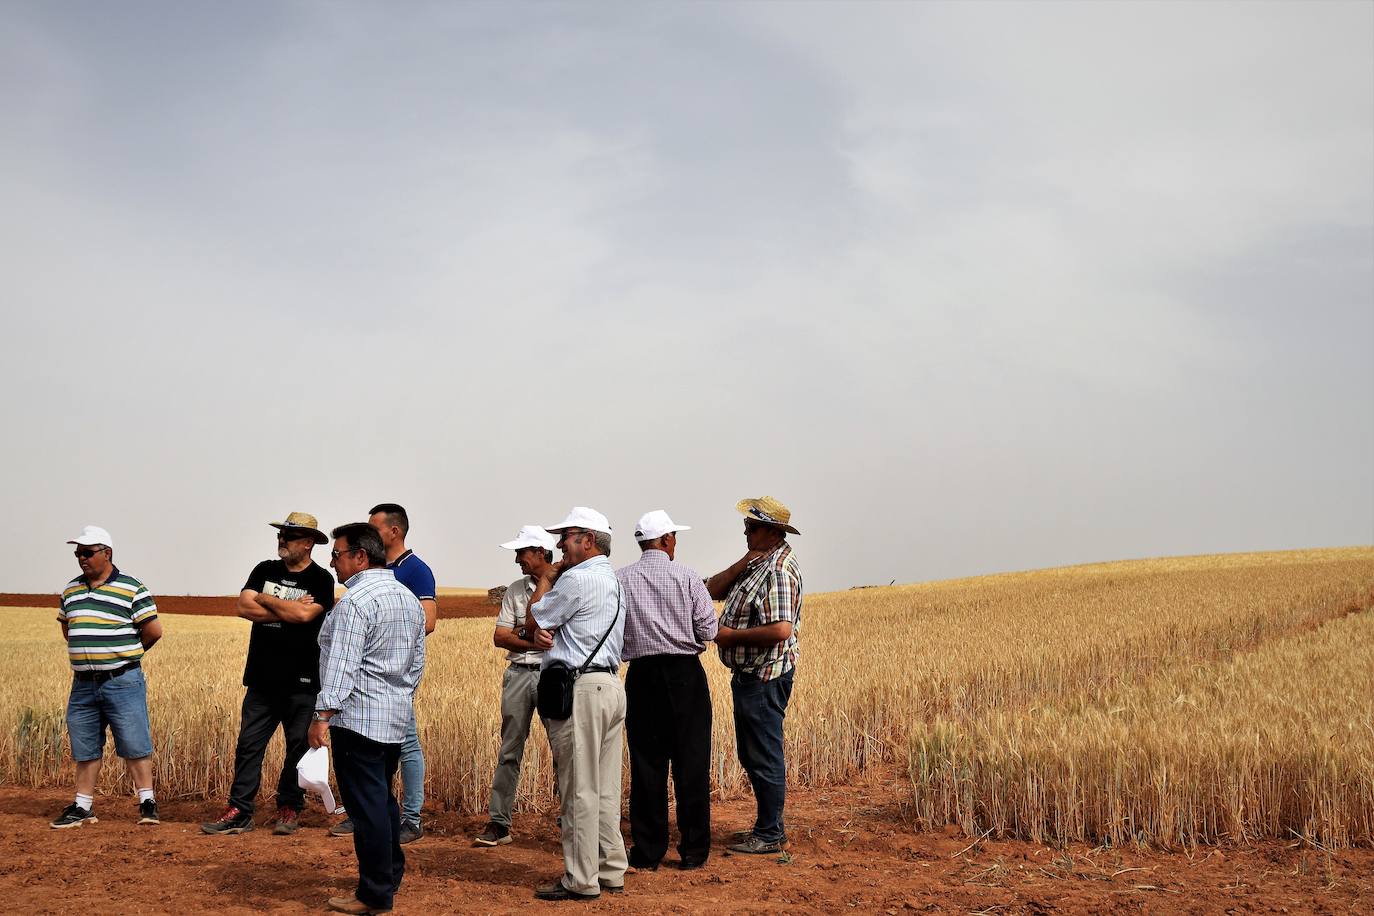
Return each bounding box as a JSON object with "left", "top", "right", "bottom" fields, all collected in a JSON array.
[
  {"left": 73, "top": 661, "right": 140, "bottom": 683},
  {"left": 582, "top": 665, "right": 618, "bottom": 675},
  {"left": 510, "top": 662, "right": 541, "bottom": 670}
]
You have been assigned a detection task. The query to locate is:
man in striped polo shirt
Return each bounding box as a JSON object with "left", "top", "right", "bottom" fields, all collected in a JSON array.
[{"left": 51, "top": 525, "right": 163, "bottom": 829}]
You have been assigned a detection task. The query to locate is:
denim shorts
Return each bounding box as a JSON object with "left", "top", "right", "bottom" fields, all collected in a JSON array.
[{"left": 66, "top": 666, "right": 154, "bottom": 761}]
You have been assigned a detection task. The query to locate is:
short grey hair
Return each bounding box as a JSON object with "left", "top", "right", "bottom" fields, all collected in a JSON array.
[{"left": 593, "top": 530, "right": 612, "bottom": 558}]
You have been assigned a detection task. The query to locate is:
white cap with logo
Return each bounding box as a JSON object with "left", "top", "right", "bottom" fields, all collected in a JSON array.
[
  {"left": 634, "top": 510, "right": 691, "bottom": 542},
  {"left": 499, "top": 525, "right": 558, "bottom": 551},
  {"left": 67, "top": 525, "right": 114, "bottom": 550},
  {"left": 545, "top": 506, "right": 613, "bottom": 535}
]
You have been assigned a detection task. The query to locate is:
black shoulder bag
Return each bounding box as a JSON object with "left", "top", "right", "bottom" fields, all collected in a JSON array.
[{"left": 536, "top": 584, "right": 621, "bottom": 721}]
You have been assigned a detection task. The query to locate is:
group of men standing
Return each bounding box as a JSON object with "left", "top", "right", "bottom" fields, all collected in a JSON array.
[
  {"left": 49, "top": 495, "right": 804, "bottom": 913},
  {"left": 479, "top": 496, "right": 804, "bottom": 901}
]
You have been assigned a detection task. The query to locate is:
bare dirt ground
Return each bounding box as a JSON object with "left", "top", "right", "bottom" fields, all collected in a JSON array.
[
  {"left": 2, "top": 768, "right": 1368, "bottom": 915},
  {"left": 0, "top": 593, "right": 496, "bottom": 620}
]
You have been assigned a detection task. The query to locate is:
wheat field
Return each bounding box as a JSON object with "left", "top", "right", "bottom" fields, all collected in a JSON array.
[{"left": 2, "top": 547, "right": 1370, "bottom": 847}]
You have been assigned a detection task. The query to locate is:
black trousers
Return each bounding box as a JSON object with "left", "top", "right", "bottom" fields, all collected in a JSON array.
[
  {"left": 332, "top": 726, "right": 405, "bottom": 910},
  {"left": 625, "top": 654, "right": 712, "bottom": 865},
  {"left": 227, "top": 687, "right": 314, "bottom": 815}
]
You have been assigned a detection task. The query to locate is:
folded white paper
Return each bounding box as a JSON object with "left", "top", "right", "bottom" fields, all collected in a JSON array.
[{"left": 296, "top": 745, "right": 344, "bottom": 814}]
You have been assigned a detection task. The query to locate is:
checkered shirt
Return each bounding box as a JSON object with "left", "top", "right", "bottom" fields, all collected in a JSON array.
[
  {"left": 717, "top": 542, "right": 803, "bottom": 680},
  {"left": 617, "top": 549, "right": 717, "bottom": 660},
  {"left": 316, "top": 567, "right": 427, "bottom": 744}
]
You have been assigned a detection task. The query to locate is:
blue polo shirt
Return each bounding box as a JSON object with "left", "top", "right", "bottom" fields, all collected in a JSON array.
[{"left": 389, "top": 549, "right": 436, "bottom": 602}]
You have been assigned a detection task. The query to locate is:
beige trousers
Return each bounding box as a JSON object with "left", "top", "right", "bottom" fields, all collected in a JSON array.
[{"left": 546, "top": 671, "right": 628, "bottom": 895}]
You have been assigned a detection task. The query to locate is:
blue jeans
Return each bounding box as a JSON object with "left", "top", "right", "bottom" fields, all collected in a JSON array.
[
  {"left": 398, "top": 710, "right": 423, "bottom": 825},
  {"left": 730, "top": 668, "right": 794, "bottom": 843},
  {"left": 67, "top": 666, "right": 154, "bottom": 761},
  {"left": 332, "top": 727, "right": 404, "bottom": 911}
]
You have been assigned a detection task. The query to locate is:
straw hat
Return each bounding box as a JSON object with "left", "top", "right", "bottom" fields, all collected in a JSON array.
[
  {"left": 735, "top": 496, "right": 800, "bottom": 535},
  {"left": 269, "top": 511, "right": 328, "bottom": 545}
]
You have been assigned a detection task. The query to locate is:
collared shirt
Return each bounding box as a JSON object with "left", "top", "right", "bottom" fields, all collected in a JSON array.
[
  {"left": 616, "top": 549, "right": 718, "bottom": 660},
  {"left": 495, "top": 575, "right": 543, "bottom": 665},
  {"left": 530, "top": 555, "right": 625, "bottom": 671},
  {"left": 58, "top": 566, "right": 158, "bottom": 672},
  {"left": 316, "top": 567, "right": 426, "bottom": 744},
  {"left": 389, "top": 549, "right": 436, "bottom": 602},
  {"left": 717, "top": 542, "right": 803, "bottom": 681}
]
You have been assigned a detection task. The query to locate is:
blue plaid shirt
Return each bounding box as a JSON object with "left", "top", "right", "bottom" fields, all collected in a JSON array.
[{"left": 316, "top": 567, "right": 426, "bottom": 744}]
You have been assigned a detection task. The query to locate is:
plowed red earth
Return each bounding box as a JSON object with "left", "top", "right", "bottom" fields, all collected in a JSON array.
[
  {"left": 1, "top": 769, "right": 1368, "bottom": 915},
  {"left": 0, "top": 593, "right": 495, "bottom": 619}
]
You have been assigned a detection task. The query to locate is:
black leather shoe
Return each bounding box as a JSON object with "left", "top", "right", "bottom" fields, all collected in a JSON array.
[
  {"left": 679, "top": 858, "right": 707, "bottom": 870},
  {"left": 534, "top": 881, "right": 598, "bottom": 902}
]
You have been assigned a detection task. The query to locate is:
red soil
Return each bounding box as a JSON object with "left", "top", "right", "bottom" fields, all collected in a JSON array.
[{"left": 1, "top": 768, "right": 1368, "bottom": 915}]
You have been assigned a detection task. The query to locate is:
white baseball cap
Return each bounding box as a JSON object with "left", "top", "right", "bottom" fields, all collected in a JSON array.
[
  {"left": 545, "top": 506, "right": 613, "bottom": 535},
  {"left": 634, "top": 510, "right": 691, "bottom": 542},
  {"left": 499, "top": 525, "right": 558, "bottom": 551},
  {"left": 67, "top": 525, "right": 114, "bottom": 550}
]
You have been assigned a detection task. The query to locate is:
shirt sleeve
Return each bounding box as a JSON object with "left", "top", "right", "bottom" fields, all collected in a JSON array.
[
  {"left": 316, "top": 595, "right": 366, "bottom": 711},
  {"left": 755, "top": 566, "right": 795, "bottom": 627},
  {"left": 688, "top": 574, "right": 719, "bottom": 642},
  {"left": 131, "top": 586, "right": 159, "bottom": 624},
  {"left": 496, "top": 584, "right": 521, "bottom": 629},
  {"left": 530, "top": 576, "right": 580, "bottom": 630},
  {"left": 242, "top": 560, "right": 271, "bottom": 593},
  {"left": 410, "top": 560, "right": 437, "bottom": 602},
  {"left": 309, "top": 567, "right": 336, "bottom": 613}
]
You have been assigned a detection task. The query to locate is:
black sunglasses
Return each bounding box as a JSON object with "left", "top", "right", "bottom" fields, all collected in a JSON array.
[{"left": 74, "top": 547, "right": 107, "bottom": 559}]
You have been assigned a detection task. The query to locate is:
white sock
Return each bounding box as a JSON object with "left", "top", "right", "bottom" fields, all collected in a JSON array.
[
  {"left": 75, "top": 793, "right": 93, "bottom": 811},
  {"left": 137, "top": 788, "right": 155, "bottom": 803}
]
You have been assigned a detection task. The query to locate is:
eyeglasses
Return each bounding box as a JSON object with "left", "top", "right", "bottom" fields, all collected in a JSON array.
[
  {"left": 73, "top": 547, "right": 107, "bottom": 559},
  {"left": 557, "top": 529, "right": 590, "bottom": 542},
  {"left": 330, "top": 547, "right": 361, "bottom": 560},
  {"left": 277, "top": 531, "right": 310, "bottom": 543}
]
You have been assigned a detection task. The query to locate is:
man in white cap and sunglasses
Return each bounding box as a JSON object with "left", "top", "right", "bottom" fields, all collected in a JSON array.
[
  {"left": 617, "top": 510, "right": 717, "bottom": 871},
  {"left": 203, "top": 512, "right": 335, "bottom": 837},
  {"left": 51, "top": 525, "right": 163, "bottom": 829},
  {"left": 707, "top": 496, "right": 804, "bottom": 855},
  {"left": 525, "top": 507, "right": 628, "bottom": 901},
  {"left": 472, "top": 524, "right": 559, "bottom": 848}
]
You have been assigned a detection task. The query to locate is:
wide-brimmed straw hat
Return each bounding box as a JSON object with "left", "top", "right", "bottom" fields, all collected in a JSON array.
[
  {"left": 269, "top": 511, "right": 328, "bottom": 545},
  {"left": 736, "top": 496, "right": 800, "bottom": 535}
]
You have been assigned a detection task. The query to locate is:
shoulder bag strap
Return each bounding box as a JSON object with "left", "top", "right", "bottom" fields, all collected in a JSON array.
[{"left": 577, "top": 580, "right": 621, "bottom": 675}]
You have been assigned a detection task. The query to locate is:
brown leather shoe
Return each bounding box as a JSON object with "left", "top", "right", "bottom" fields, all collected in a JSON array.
[
  {"left": 533, "top": 880, "right": 598, "bottom": 901},
  {"left": 326, "top": 895, "right": 391, "bottom": 914}
]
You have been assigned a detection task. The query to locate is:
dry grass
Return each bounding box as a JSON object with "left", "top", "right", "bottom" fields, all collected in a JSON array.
[{"left": 2, "top": 547, "right": 1370, "bottom": 847}]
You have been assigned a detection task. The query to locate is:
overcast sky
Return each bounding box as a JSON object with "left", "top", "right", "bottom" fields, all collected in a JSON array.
[{"left": 3, "top": 1, "right": 1370, "bottom": 597}]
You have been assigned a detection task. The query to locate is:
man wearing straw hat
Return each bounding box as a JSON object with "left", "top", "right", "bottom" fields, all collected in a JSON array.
[
  {"left": 202, "top": 512, "right": 335, "bottom": 836},
  {"left": 617, "top": 509, "right": 717, "bottom": 871},
  {"left": 472, "top": 524, "right": 558, "bottom": 848},
  {"left": 707, "top": 496, "right": 804, "bottom": 855},
  {"left": 525, "top": 507, "right": 627, "bottom": 901}
]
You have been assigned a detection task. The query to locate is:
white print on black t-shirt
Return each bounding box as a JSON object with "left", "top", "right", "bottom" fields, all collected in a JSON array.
[{"left": 259, "top": 579, "right": 307, "bottom": 629}]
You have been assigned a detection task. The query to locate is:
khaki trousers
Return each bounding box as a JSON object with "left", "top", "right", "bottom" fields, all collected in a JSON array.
[{"left": 546, "top": 671, "right": 628, "bottom": 895}]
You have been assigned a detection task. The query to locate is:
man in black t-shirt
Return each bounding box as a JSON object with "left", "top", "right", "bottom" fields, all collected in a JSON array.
[{"left": 202, "top": 512, "right": 336, "bottom": 836}]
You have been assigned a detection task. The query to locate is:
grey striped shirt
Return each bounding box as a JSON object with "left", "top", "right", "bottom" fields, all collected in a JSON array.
[
  {"left": 316, "top": 567, "right": 427, "bottom": 744},
  {"left": 530, "top": 555, "right": 625, "bottom": 670}
]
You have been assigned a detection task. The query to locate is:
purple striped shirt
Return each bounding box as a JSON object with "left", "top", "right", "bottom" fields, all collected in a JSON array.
[{"left": 616, "top": 549, "right": 718, "bottom": 660}]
